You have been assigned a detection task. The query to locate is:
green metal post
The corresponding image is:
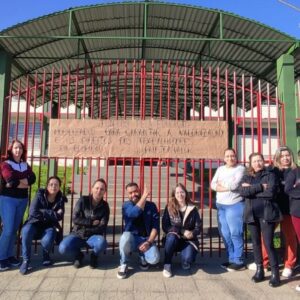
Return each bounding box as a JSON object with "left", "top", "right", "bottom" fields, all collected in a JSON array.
[
  {"left": 0, "top": 51, "right": 11, "bottom": 158},
  {"left": 277, "top": 54, "right": 297, "bottom": 156}
]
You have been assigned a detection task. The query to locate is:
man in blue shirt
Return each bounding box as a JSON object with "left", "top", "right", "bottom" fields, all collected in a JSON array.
[{"left": 117, "top": 182, "right": 160, "bottom": 279}]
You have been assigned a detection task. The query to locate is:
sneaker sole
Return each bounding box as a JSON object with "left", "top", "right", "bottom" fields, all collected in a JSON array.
[
  {"left": 10, "top": 263, "right": 21, "bottom": 267},
  {"left": 0, "top": 267, "right": 9, "bottom": 271},
  {"left": 220, "top": 265, "right": 229, "bottom": 271},
  {"left": 117, "top": 274, "right": 127, "bottom": 279}
]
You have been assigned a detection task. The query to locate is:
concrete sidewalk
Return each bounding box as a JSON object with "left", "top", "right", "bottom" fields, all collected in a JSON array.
[{"left": 0, "top": 249, "right": 299, "bottom": 300}]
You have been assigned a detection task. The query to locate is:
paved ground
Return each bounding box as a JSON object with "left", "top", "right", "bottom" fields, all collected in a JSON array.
[{"left": 0, "top": 248, "right": 299, "bottom": 300}]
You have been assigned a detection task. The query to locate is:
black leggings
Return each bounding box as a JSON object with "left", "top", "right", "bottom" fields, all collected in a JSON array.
[{"left": 248, "top": 217, "right": 278, "bottom": 268}]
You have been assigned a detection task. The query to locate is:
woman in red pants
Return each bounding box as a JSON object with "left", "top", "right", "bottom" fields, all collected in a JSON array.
[
  {"left": 248, "top": 146, "right": 298, "bottom": 279},
  {"left": 285, "top": 149, "right": 300, "bottom": 292}
]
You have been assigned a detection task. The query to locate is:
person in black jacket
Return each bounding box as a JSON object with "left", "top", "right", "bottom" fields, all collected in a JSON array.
[
  {"left": 59, "top": 178, "right": 110, "bottom": 269},
  {"left": 284, "top": 152, "right": 300, "bottom": 292},
  {"left": 249, "top": 146, "right": 298, "bottom": 278},
  {"left": 19, "top": 176, "right": 67, "bottom": 275},
  {"left": 238, "top": 152, "right": 281, "bottom": 287},
  {"left": 162, "top": 183, "right": 201, "bottom": 278}
]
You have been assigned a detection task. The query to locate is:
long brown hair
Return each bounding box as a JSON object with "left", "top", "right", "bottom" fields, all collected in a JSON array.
[
  {"left": 167, "top": 183, "right": 192, "bottom": 217},
  {"left": 6, "top": 139, "right": 27, "bottom": 162},
  {"left": 273, "top": 146, "right": 297, "bottom": 170},
  {"left": 247, "top": 152, "right": 264, "bottom": 176}
]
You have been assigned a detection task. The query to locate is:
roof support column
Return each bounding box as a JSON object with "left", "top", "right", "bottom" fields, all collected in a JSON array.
[
  {"left": 47, "top": 101, "right": 58, "bottom": 177},
  {"left": 0, "top": 50, "right": 11, "bottom": 158},
  {"left": 277, "top": 53, "right": 297, "bottom": 155}
]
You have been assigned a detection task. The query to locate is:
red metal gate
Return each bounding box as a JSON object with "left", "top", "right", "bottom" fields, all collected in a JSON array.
[{"left": 4, "top": 60, "right": 285, "bottom": 255}]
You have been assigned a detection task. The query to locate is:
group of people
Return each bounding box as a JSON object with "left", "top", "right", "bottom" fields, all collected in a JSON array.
[
  {"left": 0, "top": 139, "right": 300, "bottom": 291},
  {"left": 211, "top": 147, "right": 300, "bottom": 290},
  {"left": 0, "top": 139, "right": 201, "bottom": 280}
]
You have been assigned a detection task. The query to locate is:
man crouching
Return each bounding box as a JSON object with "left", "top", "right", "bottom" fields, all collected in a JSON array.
[{"left": 117, "top": 182, "right": 160, "bottom": 279}]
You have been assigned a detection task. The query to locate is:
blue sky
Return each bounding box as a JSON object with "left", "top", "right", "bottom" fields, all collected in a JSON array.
[{"left": 1, "top": 0, "right": 300, "bottom": 38}]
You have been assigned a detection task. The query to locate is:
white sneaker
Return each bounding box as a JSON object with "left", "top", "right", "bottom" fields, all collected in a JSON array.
[
  {"left": 117, "top": 264, "right": 128, "bottom": 279},
  {"left": 247, "top": 262, "right": 269, "bottom": 273},
  {"left": 282, "top": 267, "right": 293, "bottom": 278},
  {"left": 296, "top": 285, "right": 300, "bottom": 292},
  {"left": 247, "top": 262, "right": 257, "bottom": 271},
  {"left": 163, "top": 264, "right": 172, "bottom": 278},
  {"left": 139, "top": 256, "right": 149, "bottom": 271}
]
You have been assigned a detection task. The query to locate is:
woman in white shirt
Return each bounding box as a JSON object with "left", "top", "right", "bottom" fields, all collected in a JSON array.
[{"left": 211, "top": 148, "right": 245, "bottom": 271}]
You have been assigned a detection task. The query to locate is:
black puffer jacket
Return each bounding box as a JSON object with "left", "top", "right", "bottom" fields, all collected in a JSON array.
[
  {"left": 26, "top": 188, "right": 67, "bottom": 243},
  {"left": 162, "top": 204, "right": 202, "bottom": 249},
  {"left": 284, "top": 167, "right": 300, "bottom": 217},
  {"left": 268, "top": 166, "right": 291, "bottom": 215},
  {"left": 72, "top": 195, "right": 110, "bottom": 239},
  {"left": 238, "top": 169, "right": 281, "bottom": 223}
]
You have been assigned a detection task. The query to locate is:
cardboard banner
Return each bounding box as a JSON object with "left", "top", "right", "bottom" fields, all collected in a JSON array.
[{"left": 49, "top": 119, "right": 228, "bottom": 159}]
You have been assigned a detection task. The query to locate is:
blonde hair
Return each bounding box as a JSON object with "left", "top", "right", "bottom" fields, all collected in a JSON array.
[{"left": 273, "top": 146, "right": 297, "bottom": 170}]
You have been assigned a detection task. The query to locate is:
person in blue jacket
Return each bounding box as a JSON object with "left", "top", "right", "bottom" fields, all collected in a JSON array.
[
  {"left": 19, "top": 176, "right": 67, "bottom": 274},
  {"left": 117, "top": 182, "right": 160, "bottom": 279}
]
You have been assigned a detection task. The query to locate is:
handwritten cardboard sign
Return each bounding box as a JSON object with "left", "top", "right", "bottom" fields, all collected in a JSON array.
[{"left": 49, "top": 119, "right": 228, "bottom": 159}]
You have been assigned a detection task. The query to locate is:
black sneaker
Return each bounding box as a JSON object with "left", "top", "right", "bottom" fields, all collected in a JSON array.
[
  {"left": 220, "top": 262, "right": 230, "bottom": 270},
  {"left": 89, "top": 253, "right": 98, "bottom": 269},
  {"left": 117, "top": 264, "right": 128, "bottom": 279},
  {"left": 42, "top": 250, "right": 52, "bottom": 266},
  {"left": 0, "top": 259, "right": 10, "bottom": 271},
  {"left": 73, "top": 252, "right": 84, "bottom": 269},
  {"left": 227, "top": 263, "right": 246, "bottom": 272},
  {"left": 8, "top": 256, "right": 20, "bottom": 267},
  {"left": 139, "top": 257, "right": 149, "bottom": 271}
]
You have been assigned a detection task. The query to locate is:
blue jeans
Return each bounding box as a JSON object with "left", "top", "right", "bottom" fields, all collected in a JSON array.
[
  {"left": 58, "top": 234, "right": 107, "bottom": 259},
  {"left": 21, "top": 223, "right": 57, "bottom": 261},
  {"left": 216, "top": 201, "right": 245, "bottom": 265},
  {"left": 164, "top": 233, "right": 198, "bottom": 265},
  {"left": 119, "top": 231, "right": 160, "bottom": 265},
  {"left": 0, "top": 195, "right": 28, "bottom": 260}
]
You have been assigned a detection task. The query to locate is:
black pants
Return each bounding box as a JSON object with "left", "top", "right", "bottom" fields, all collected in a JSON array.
[{"left": 248, "top": 217, "right": 278, "bottom": 268}]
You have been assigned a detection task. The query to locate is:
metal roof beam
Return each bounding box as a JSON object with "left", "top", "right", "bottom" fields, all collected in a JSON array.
[
  {"left": 0, "top": 34, "right": 296, "bottom": 43},
  {"left": 69, "top": 10, "right": 93, "bottom": 69},
  {"left": 287, "top": 42, "right": 300, "bottom": 55},
  {"left": 141, "top": 2, "right": 148, "bottom": 59}
]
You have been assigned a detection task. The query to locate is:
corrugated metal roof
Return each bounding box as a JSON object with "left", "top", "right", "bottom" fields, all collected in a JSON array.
[{"left": 0, "top": 1, "right": 298, "bottom": 110}]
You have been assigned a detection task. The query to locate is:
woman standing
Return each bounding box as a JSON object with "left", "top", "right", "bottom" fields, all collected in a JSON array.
[
  {"left": 211, "top": 148, "right": 245, "bottom": 271},
  {"left": 0, "top": 139, "right": 36, "bottom": 271},
  {"left": 162, "top": 183, "right": 201, "bottom": 278},
  {"left": 19, "top": 176, "right": 67, "bottom": 274},
  {"left": 284, "top": 149, "right": 300, "bottom": 292},
  {"left": 238, "top": 153, "right": 281, "bottom": 287},
  {"left": 251, "top": 146, "right": 298, "bottom": 277},
  {"left": 59, "top": 178, "right": 110, "bottom": 269}
]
